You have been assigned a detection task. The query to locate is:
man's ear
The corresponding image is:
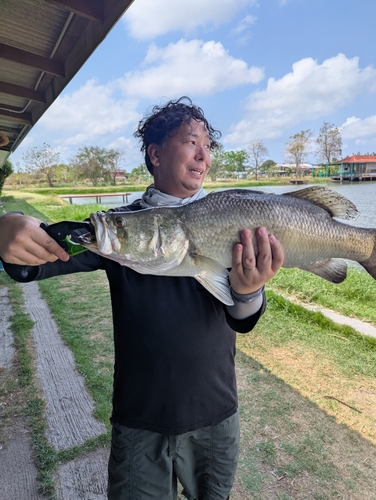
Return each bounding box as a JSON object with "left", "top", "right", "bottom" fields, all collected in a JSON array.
[{"left": 147, "top": 144, "right": 160, "bottom": 168}]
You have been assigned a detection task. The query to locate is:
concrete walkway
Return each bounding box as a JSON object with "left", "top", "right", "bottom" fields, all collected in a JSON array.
[
  {"left": 281, "top": 293, "right": 376, "bottom": 339},
  {"left": 22, "top": 281, "right": 107, "bottom": 451},
  {"left": 1, "top": 279, "right": 375, "bottom": 499},
  {"left": 303, "top": 303, "right": 376, "bottom": 338}
]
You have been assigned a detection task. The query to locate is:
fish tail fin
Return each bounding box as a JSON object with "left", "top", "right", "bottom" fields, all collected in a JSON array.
[{"left": 360, "top": 230, "right": 376, "bottom": 279}]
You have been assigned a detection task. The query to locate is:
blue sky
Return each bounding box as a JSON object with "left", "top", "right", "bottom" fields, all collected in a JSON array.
[{"left": 10, "top": 0, "right": 376, "bottom": 171}]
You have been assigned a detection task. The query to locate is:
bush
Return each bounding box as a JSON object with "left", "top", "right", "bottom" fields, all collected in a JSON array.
[{"left": 0, "top": 160, "right": 13, "bottom": 197}]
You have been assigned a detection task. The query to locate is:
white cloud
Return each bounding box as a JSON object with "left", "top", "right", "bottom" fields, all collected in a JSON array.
[
  {"left": 107, "top": 136, "right": 134, "bottom": 150},
  {"left": 118, "top": 39, "right": 264, "bottom": 98},
  {"left": 341, "top": 115, "right": 376, "bottom": 139},
  {"left": 37, "top": 79, "right": 141, "bottom": 145},
  {"left": 225, "top": 54, "right": 376, "bottom": 145},
  {"left": 231, "top": 14, "right": 257, "bottom": 36},
  {"left": 124, "top": 0, "right": 257, "bottom": 39}
]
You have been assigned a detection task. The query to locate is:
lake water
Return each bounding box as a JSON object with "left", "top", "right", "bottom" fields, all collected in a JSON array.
[{"left": 62, "top": 181, "right": 376, "bottom": 227}]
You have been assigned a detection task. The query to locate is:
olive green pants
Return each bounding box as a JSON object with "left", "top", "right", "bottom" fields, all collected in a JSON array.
[{"left": 108, "top": 412, "right": 239, "bottom": 500}]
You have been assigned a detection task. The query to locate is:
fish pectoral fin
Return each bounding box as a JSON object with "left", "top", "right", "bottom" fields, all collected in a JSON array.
[
  {"left": 192, "top": 254, "right": 234, "bottom": 306},
  {"left": 305, "top": 259, "right": 348, "bottom": 283},
  {"left": 196, "top": 273, "right": 234, "bottom": 306}
]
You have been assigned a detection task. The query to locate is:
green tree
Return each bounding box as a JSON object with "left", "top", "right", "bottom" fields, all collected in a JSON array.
[
  {"left": 285, "top": 130, "right": 314, "bottom": 177},
  {"left": 106, "top": 149, "right": 125, "bottom": 186},
  {"left": 208, "top": 143, "right": 226, "bottom": 181},
  {"left": 223, "top": 149, "right": 249, "bottom": 176},
  {"left": 22, "top": 143, "right": 60, "bottom": 187},
  {"left": 316, "top": 122, "right": 342, "bottom": 164},
  {"left": 247, "top": 140, "right": 268, "bottom": 180},
  {"left": 72, "top": 146, "right": 110, "bottom": 186},
  {"left": 0, "top": 159, "right": 13, "bottom": 197},
  {"left": 54, "top": 163, "right": 76, "bottom": 184},
  {"left": 129, "top": 163, "right": 151, "bottom": 183},
  {"left": 260, "top": 159, "right": 277, "bottom": 176}
]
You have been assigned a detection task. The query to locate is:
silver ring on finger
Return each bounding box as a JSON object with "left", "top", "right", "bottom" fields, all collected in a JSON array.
[{"left": 243, "top": 266, "right": 256, "bottom": 272}]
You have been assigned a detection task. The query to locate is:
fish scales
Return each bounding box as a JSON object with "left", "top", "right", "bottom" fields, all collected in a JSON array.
[
  {"left": 75, "top": 187, "right": 376, "bottom": 305},
  {"left": 181, "top": 190, "right": 374, "bottom": 269}
]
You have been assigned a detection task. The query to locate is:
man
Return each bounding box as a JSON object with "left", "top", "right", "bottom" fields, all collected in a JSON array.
[{"left": 0, "top": 97, "right": 284, "bottom": 499}]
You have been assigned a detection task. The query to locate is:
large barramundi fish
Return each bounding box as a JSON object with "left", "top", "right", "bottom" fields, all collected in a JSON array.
[{"left": 74, "top": 187, "right": 376, "bottom": 305}]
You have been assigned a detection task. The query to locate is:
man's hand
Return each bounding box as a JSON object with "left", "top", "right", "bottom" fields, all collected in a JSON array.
[
  {"left": 0, "top": 214, "right": 70, "bottom": 266},
  {"left": 229, "top": 227, "right": 284, "bottom": 295}
]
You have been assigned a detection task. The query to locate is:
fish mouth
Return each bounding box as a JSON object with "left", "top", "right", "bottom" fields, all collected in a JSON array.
[
  {"left": 70, "top": 231, "right": 96, "bottom": 246},
  {"left": 80, "top": 232, "right": 96, "bottom": 245}
]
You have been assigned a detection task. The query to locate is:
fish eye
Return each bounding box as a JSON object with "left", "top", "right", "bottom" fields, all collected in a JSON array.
[{"left": 115, "top": 218, "right": 125, "bottom": 228}]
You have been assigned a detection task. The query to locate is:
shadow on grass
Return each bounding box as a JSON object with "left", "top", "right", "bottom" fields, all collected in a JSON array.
[
  {"left": 0, "top": 195, "right": 53, "bottom": 222},
  {"left": 233, "top": 349, "right": 376, "bottom": 500}
]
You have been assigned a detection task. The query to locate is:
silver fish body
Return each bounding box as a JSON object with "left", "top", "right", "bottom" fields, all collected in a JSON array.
[{"left": 76, "top": 187, "right": 376, "bottom": 305}]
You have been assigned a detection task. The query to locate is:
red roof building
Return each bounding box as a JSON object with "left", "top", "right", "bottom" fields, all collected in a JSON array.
[{"left": 333, "top": 155, "right": 376, "bottom": 181}]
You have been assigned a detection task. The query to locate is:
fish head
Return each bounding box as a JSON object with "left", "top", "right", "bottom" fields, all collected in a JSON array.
[{"left": 78, "top": 208, "right": 190, "bottom": 273}]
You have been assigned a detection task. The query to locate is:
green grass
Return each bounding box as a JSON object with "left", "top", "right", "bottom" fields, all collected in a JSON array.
[
  {"left": 263, "top": 291, "right": 376, "bottom": 376},
  {"left": 30, "top": 200, "right": 110, "bottom": 222},
  {"left": 12, "top": 185, "right": 147, "bottom": 195},
  {"left": 26, "top": 397, "right": 58, "bottom": 497},
  {"left": 0, "top": 193, "right": 109, "bottom": 223},
  {"left": 0, "top": 274, "right": 31, "bottom": 441},
  {"left": 0, "top": 194, "right": 55, "bottom": 222}
]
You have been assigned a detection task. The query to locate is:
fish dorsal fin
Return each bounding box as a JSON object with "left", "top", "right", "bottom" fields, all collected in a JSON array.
[
  {"left": 192, "top": 254, "right": 234, "bottom": 305},
  {"left": 209, "top": 188, "right": 265, "bottom": 198},
  {"left": 284, "top": 186, "right": 359, "bottom": 220},
  {"left": 306, "top": 258, "right": 348, "bottom": 283}
]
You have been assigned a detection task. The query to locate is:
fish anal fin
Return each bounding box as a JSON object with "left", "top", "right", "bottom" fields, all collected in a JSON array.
[
  {"left": 305, "top": 259, "right": 348, "bottom": 283},
  {"left": 284, "top": 186, "right": 358, "bottom": 220}
]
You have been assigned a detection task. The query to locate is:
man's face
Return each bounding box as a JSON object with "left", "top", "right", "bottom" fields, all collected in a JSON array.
[{"left": 148, "top": 119, "right": 212, "bottom": 198}]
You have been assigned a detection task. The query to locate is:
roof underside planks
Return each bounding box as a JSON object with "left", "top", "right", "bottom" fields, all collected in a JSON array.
[{"left": 0, "top": 0, "right": 134, "bottom": 167}]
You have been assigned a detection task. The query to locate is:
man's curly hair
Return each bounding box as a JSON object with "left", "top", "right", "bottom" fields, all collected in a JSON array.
[{"left": 134, "top": 96, "right": 222, "bottom": 174}]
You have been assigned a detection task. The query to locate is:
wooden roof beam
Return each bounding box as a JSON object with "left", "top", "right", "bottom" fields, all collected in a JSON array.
[
  {"left": 46, "top": 0, "right": 105, "bottom": 22},
  {"left": 0, "top": 109, "right": 33, "bottom": 126},
  {"left": 0, "top": 81, "right": 46, "bottom": 104},
  {"left": 0, "top": 43, "right": 65, "bottom": 77},
  {"left": 0, "top": 125, "right": 19, "bottom": 134}
]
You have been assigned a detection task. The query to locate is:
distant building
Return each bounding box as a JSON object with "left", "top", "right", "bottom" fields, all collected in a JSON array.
[
  {"left": 332, "top": 155, "right": 376, "bottom": 181},
  {"left": 275, "top": 163, "right": 316, "bottom": 176},
  {"left": 114, "top": 170, "right": 127, "bottom": 179}
]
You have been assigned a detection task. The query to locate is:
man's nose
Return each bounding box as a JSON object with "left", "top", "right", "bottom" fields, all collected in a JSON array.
[{"left": 195, "top": 146, "right": 210, "bottom": 163}]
